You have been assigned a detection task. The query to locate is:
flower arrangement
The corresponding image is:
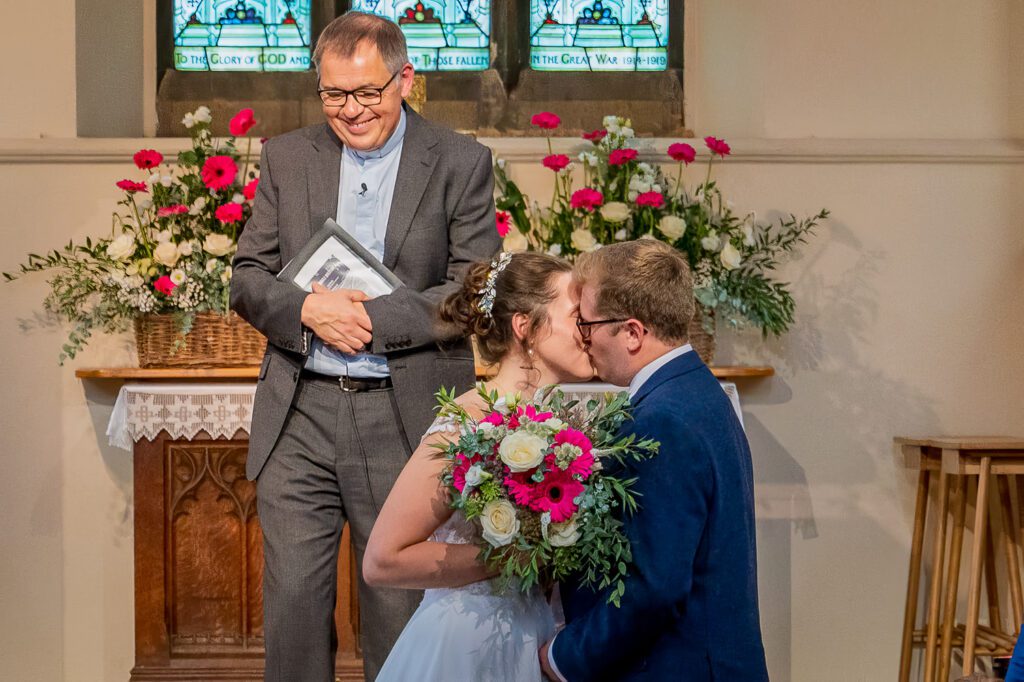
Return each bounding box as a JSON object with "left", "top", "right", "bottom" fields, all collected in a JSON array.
[
  {"left": 494, "top": 113, "right": 830, "bottom": 338},
  {"left": 4, "top": 106, "right": 261, "bottom": 362},
  {"left": 435, "top": 384, "right": 659, "bottom": 606}
]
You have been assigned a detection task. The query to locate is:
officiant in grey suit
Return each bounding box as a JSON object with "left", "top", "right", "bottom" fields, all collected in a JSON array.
[{"left": 230, "top": 12, "right": 500, "bottom": 682}]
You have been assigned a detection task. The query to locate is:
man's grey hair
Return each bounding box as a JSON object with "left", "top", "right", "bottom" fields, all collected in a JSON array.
[{"left": 313, "top": 11, "right": 409, "bottom": 74}]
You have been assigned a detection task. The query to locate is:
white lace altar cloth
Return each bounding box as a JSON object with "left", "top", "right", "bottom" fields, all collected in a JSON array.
[{"left": 107, "top": 383, "right": 256, "bottom": 450}]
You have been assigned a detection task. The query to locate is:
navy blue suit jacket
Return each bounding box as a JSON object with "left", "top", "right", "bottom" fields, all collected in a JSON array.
[{"left": 552, "top": 351, "right": 769, "bottom": 681}]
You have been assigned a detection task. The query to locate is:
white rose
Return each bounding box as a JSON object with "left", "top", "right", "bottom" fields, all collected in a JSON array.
[
  {"left": 177, "top": 241, "right": 194, "bottom": 257},
  {"left": 600, "top": 201, "right": 630, "bottom": 223},
  {"left": 203, "top": 233, "right": 235, "bottom": 257},
  {"left": 720, "top": 242, "right": 742, "bottom": 270},
  {"left": 571, "top": 229, "right": 597, "bottom": 253},
  {"left": 545, "top": 518, "right": 581, "bottom": 547},
  {"left": 701, "top": 231, "right": 721, "bottom": 252},
  {"left": 498, "top": 431, "right": 548, "bottom": 472},
  {"left": 170, "top": 269, "right": 187, "bottom": 286},
  {"left": 480, "top": 499, "right": 520, "bottom": 547},
  {"left": 194, "top": 105, "right": 212, "bottom": 124},
  {"left": 503, "top": 229, "right": 528, "bottom": 253},
  {"left": 658, "top": 215, "right": 687, "bottom": 240},
  {"left": 463, "top": 464, "right": 489, "bottom": 489},
  {"left": 614, "top": 228, "right": 627, "bottom": 241},
  {"left": 156, "top": 230, "right": 172, "bottom": 243},
  {"left": 182, "top": 112, "right": 196, "bottom": 129},
  {"left": 547, "top": 243, "right": 562, "bottom": 256},
  {"left": 153, "top": 241, "right": 180, "bottom": 267},
  {"left": 232, "top": 192, "right": 245, "bottom": 204},
  {"left": 106, "top": 234, "right": 136, "bottom": 261}
]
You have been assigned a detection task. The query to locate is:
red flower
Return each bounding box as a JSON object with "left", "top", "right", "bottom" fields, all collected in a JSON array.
[
  {"left": 516, "top": 405, "right": 554, "bottom": 423},
  {"left": 201, "top": 155, "right": 238, "bottom": 191},
  {"left": 452, "top": 453, "right": 482, "bottom": 494},
  {"left": 215, "top": 203, "right": 244, "bottom": 224},
  {"left": 157, "top": 204, "right": 188, "bottom": 217},
  {"left": 551, "top": 428, "right": 595, "bottom": 479},
  {"left": 153, "top": 276, "right": 176, "bottom": 296},
  {"left": 704, "top": 136, "right": 731, "bottom": 158},
  {"left": 667, "top": 142, "right": 696, "bottom": 164},
  {"left": 530, "top": 112, "right": 561, "bottom": 130},
  {"left": 229, "top": 108, "right": 257, "bottom": 137},
  {"left": 608, "top": 148, "right": 638, "bottom": 166},
  {"left": 530, "top": 468, "right": 584, "bottom": 522},
  {"left": 636, "top": 191, "right": 665, "bottom": 208},
  {"left": 243, "top": 178, "right": 259, "bottom": 201},
  {"left": 495, "top": 210, "right": 511, "bottom": 237},
  {"left": 570, "top": 188, "right": 604, "bottom": 212},
  {"left": 504, "top": 471, "right": 536, "bottom": 507},
  {"left": 133, "top": 149, "right": 163, "bottom": 170},
  {"left": 582, "top": 129, "right": 607, "bottom": 143},
  {"left": 116, "top": 179, "right": 148, "bottom": 194},
  {"left": 481, "top": 411, "right": 505, "bottom": 426},
  {"left": 542, "top": 154, "right": 571, "bottom": 172}
]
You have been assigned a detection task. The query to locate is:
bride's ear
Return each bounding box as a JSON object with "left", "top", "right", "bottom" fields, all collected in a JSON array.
[{"left": 510, "top": 312, "right": 531, "bottom": 345}]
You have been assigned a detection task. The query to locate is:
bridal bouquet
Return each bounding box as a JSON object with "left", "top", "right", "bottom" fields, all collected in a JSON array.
[
  {"left": 494, "top": 113, "right": 829, "bottom": 337},
  {"left": 4, "top": 105, "right": 261, "bottom": 361},
  {"left": 434, "top": 385, "right": 658, "bottom": 607}
]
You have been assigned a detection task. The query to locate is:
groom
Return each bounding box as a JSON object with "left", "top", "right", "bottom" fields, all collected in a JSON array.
[{"left": 541, "top": 240, "right": 769, "bottom": 681}]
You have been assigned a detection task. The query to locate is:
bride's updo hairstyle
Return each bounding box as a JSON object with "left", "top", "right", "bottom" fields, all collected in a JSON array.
[{"left": 439, "top": 252, "right": 571, "bottom": 365}]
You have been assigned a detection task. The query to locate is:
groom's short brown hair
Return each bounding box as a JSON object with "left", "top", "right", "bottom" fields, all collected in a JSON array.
[{"left": 574, "top": 239, "right": 694, "bottom": 344}]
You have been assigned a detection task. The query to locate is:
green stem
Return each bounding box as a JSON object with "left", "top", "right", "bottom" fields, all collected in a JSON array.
[
  {"left": 675, "top": 162, "right": 683, "bottom": 199},
  {"left": 129, "top": 196, "right": 153, "bottom": 256}
]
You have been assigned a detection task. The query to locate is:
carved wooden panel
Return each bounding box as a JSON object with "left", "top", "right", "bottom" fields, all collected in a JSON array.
[{"left": 131, "top": 431, "right": 363, "bottom": 681}]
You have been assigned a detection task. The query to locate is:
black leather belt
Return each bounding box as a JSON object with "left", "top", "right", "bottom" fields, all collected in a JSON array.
[{"left": 300, "top": 369, "right": 393, "bottom": 392}]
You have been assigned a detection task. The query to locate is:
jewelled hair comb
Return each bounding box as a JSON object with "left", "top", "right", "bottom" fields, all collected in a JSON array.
[{"left": 477, "top": 251, "right": 513, "bottom": 318}]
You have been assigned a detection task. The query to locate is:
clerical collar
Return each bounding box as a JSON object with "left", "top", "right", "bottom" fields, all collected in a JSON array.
[{"left": 350, "top": 108, "right": 407, "bottom": 161}]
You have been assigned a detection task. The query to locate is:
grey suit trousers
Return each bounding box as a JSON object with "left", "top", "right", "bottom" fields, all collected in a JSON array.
[{"left": 257, "top": 376, "right": 422, "bottom": 682}]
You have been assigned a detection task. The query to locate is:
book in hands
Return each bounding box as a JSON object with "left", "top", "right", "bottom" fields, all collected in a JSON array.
[{"left": 276, "top": 218, "right": 402, "bottom": 297}]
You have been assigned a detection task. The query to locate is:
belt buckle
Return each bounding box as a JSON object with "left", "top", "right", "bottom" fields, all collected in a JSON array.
[{"left": 339, "top": 376, "right": 356, "bottom": 392}]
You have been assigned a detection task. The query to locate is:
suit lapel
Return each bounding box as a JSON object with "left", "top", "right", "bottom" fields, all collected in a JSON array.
[
  {"left": 383, "top": 106, "right": 438, "bottom": 270},
  {"left": 308, "top": 124, "right": 342, "bottom": 238},
  {"left": 629, "top": 350, "right": 706, "bottom": 408}
]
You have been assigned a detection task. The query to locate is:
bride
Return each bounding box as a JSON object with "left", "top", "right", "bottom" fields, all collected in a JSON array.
[{"left": 363, "top": 251, "right": 595, "bottom": 681}]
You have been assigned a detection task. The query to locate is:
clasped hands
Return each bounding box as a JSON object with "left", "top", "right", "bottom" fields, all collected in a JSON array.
[{"left": 300, "top": 282, "right": 373, "bottom": 354}]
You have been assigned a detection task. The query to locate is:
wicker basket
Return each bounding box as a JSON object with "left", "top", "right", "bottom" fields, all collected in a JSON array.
[
  {"left": 134, "top": 312, "right": 266, "bottom": 368},
  {"left": 688, "top": 305, "right": 716, "bottom": 365}
]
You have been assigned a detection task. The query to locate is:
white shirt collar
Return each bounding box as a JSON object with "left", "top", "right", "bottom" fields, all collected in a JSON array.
[
  {"left": 627, "top": 344, "right": 694, "bottom": 398},
  {"left": 349, "top": 107, "right": 407, "bottom": 161}
]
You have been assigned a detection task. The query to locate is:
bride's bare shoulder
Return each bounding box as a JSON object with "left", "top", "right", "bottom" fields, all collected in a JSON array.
[{"left": 451, "top": 386, "right": 491, "bottom": 420}]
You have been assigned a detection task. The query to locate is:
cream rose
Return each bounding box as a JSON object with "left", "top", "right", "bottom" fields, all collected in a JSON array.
[
  {"left": 720, "top": 242, "right": 742, "bottom": 270},
  {"left": 545, "top": 518, "right": 581, "bottom": 547},
  {"left": 701, "top": 231, "right": 721, "bottom": 252},
  {"left": 600, "top": 201, "right": 630, "bottom": 223},
  {"left": 153, "top": 241, "right": 180, "bottom": 267},
  {"left": 106, "top": 234, "right": 135, "bottom": 261},
  {"left": 203, "top": 233, "right": 235, "bottom": 257},
  {"left": 503, "top": 229, "right": 528, "bottom": 253},
  {"left": 480, "top": 499, "right": 520, "bottom": 547},
  {"left": 571, "top": 229, "right": 597, "bottom": 253},
  {"left": 658, "top": 215, "right": 686, "bottom": 240},
  {"left": 498, "top": 431, "right": 548, "bottom": 472}
]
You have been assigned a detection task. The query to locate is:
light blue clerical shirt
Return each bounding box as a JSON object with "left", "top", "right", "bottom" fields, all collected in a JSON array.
[{"left": 305, "top": 109, "right": 407, "bottom": 378}]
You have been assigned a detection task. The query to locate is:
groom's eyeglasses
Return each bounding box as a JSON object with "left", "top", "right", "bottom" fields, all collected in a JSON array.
[
  {"left": 576, "top": 316, "right": 629, "bottom": 342},
  {"left": 318, "top": 70, "right": 400, "bottom": 107}
]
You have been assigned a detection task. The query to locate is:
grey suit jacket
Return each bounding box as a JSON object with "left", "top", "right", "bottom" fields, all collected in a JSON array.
[{"left": 231, "top": 106, "right": 500, "bottom": 480}]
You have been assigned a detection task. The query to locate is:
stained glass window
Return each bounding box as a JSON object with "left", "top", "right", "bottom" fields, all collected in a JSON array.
[
  {"left": 173, "top": 1, "right": 312, "bottom": 72},
  {"left": 530, "top": 1, "right": 668, "bottom": 72},
  {"left": 351, "top": 1, "right": 491, "bottom": 72}
]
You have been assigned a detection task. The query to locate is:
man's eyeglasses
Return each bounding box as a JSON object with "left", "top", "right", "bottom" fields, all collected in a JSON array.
[
  {"left": 576, "top": 316, "right": 630, "bottom": 342},
  {"left": 317, "top": 70, "right": 400, "bottom": 107}
]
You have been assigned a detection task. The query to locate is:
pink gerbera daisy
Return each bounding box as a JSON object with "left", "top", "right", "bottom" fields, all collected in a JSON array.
[
  {"left": 452, "top": 453, "right": 482, "bottom": 493},
  {"left": 552, "top": 428, "right": 595, "bottom": 479},
  {"left": 531, "top": 468, "right": 584, "bottom": 522}
]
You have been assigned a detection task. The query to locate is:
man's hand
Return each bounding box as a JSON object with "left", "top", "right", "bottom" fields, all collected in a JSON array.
[
  {"left": 539, "top": 640, "right": 558, "bottom": 681},
  {"left": 301, "top": 283, "right": 372, "bottom": 354}
]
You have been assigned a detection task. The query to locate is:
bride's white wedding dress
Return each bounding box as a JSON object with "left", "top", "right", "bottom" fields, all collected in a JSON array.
[{"left": 375, "top": 417, "right": 556, "bottom": 682}]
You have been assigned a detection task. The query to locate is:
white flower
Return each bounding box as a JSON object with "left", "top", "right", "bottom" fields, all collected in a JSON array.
[
  {"left": 463, "top": 464, "right": 489, "bottom": 489},
  {"left": 543, "top": 417, "right": 565, "bottom": 432},
  {"left": 160, "top": 175, "right": 173, "bottom": 188},
  {"left": 600, "top": 201, "right": 630, "bottom": 223},
  {"left": 742, "top": 224, "right": 756, "bottom": 246},
  {"left": 194, "top": 105, "right": 212, "bottom": 124},
  {"left": 148, "top": 172, "right": 160, "bottom": 185},
  {"left": 652, "top": 184, "right": 663, "bottom": 194},
  {"left": 571, "top": 229, "right": 598, "bottom": 253},
  {"left": 206, "top": 258, "right": 219, "bottom": 273},
  {"left": 603, "top": 115, "right": 620, "bottom": 132},
  {"left": 154, "top": 241, "right": 180, "bottom": 267},
  {"left": 545, "top": 518, "right": 581, "bottom": 547},
  {"left": 137, "top": 197, "right": 153, "bottom": 211},
  {"left": 136, "top": 257, "right": 152, "bottom": 272},
  {"left": 620, "top": 126, "right": 635, "bottom": 139},
  {"left": 547, "top": 243, "right": 562, "bottom": 256},
  {"left": 189, "top": 196, "right": 207, "bottom": 215},
  {"left": 221, "top": 266, "right": 233, "bottom": 283},
  {"left": 106, "top": 234, "right": 136, "bottom": 261},
  {"left": 232, "top": 193, "right": 245, "bottom": 204},
  {"left": 638, "top": 162, "right": 653, "bottom": 174},
  {"left": 614, "top": 229, "right": 627, "bottom": 241},
  {"left": 125, "top": 262, "right": 139, "bottom": 275},
  {"left": 177, "top": 241, "right": 194, "bottom": 257},
  {"left": 701, "top": 231, "right": 721, "bottom": 252},
  {"left": 498, "top": 431, "right": 548, "bottom": 472},
  {"left": 720, "top": 242, "right": 742, "bottom": 270},
  {"left": 182, "top": 112, "right": 196, "bottom": 129},
  {"left": 658, "top": 215, "right": 687, "bottom": 240},
  {"left": 496, "top": 158, "right": 506, "bottom": 170},
  {"left": 480, "top": 499, "right": 520, "bottom": 547},
  {"left": 503, "top": 229, "right": 528, "bottom": 253},
  {"left": 156, "top": 230, "right": 172, "bottom": 243},
  {"left": 169, "top": 269, "right": 187, "bottom": 286},
  {"left": 578, "top": 151, "right": 598, "bottom": 166},
  {"left": 203, "top": 233, "right": 235, "bottom": 257},
  {"left": 639, "top": 232, "right": 658, "bottom": 240},
  {"left": 127, "top": 274, "right": 145, "bottom": 288},
  {"left": 627, "top": 191, "right": 638, "bottom": 202}
]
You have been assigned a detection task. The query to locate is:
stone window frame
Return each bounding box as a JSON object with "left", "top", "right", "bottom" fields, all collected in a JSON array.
[{"left": 155, "top": 1, "right": 685, "bottom": 136}]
